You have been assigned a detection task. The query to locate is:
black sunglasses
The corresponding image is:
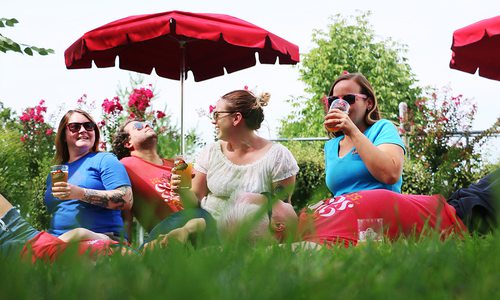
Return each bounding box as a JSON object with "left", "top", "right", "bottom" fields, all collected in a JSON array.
[
  {"left": 327, "top": 93, "right": 367, "bottom": 108},
  {"left": 67, "top": 122, "right": 95, "bottom": 133}
]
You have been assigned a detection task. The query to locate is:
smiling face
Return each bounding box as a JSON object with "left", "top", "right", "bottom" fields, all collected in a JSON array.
[
  {"left": 65, "top": 112, "right": 96, "bottom": 156},
  {"left": 332, "top": 79, "right": 374, "bottom": 130},
  {"left": 212, "top": 99, "right": 237, "bottom": 140}
]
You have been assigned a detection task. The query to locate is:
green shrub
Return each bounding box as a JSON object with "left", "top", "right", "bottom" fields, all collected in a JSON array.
[{"left": 284, "top": 141, "right": 330, "bottom": 209}]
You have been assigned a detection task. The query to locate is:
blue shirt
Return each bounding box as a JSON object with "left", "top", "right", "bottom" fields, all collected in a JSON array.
[
  {"left": 324, "top": 119, "right": 406, "bottom": 196},
  {"left": 44, "top": 152, "right": 131, "bottom": 236}
]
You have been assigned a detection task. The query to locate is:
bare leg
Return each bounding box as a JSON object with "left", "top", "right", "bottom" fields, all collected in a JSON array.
[
  {"left": 58, "top": 228, "right": 111, "bottom": 243},
  {"left": 0, "top": 194, "right": 14, "bottom": 218},
  {"left": 142, "top": 218, "right": 206, "bottom": 251}
]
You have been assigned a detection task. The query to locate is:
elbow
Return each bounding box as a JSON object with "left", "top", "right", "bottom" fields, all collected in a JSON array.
[
  {"left": 381, "top": 175, "right": 399, "bottom": 185},
  {"left": 121, "top": 187, "right": 133, "bottom": 210},
  {"left": 122, "top": 201, "right": 133, "bottom": 211},
  {"left": 124, "top": 196, "right": 133, "bottom": 210},
  {"left": 379, "top": 157, "right": 404, "bottom": 185},
  {"left": 379, "top": 169, "right": 402, "bottom": 185}
]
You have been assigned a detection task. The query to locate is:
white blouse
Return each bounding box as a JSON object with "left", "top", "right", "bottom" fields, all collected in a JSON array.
[{"left": 194, "top": 141, "right": 299, "bottom": 220}]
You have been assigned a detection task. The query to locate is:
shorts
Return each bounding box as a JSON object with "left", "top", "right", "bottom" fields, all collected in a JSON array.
[{"left": 0, "top": 208, "right": 40, "bottom": 256}]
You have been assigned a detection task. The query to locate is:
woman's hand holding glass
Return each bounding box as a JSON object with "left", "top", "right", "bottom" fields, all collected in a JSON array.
[
  {"left": 325, "top": 103, "right": 350, "bottom": 134},
  {"left": 52, "top": 181, "right": 82, "bottom": 200}
]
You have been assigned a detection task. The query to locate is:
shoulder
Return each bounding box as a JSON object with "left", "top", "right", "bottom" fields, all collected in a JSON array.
[
  {"left": 372, "top": 119, "right": 396, "bottom": 129},
  {"left": 92, "top": 151, "right": 120, "bottom": 161},
  {"left": 270, "top": 143, "right": 295, "bottom": 158},
  {"left": 120, "top": 156, "right": 139, "bottom": 166},
  {"left": 368, "top": 119, "right": 405, "bottom": 150},
  {"left": 367, "top": 119, "right": 400, "bottom": 136},
  {"left": 199, "top": 141, "right": 221, "bottom": 158}
]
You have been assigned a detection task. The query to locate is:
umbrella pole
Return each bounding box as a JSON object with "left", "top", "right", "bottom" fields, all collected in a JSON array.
[{"left": 180, "top": 42, "right": 186, "bottom": 155}]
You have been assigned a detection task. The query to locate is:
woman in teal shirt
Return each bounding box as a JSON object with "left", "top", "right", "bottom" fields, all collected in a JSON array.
[{"left": 323, "top": 73, "right": 406, "bottom": 196}]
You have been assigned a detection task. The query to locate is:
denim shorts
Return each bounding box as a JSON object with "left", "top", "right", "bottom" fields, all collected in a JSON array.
[{"left": 0, "top": 208, "right": 40, "bottom": 256}]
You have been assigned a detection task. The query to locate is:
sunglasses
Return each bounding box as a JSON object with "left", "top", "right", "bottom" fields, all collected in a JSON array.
[
  {"left": 132, "top": 121, "right": 152, "bottom": 130},
  {"left": 327, "top": 93, "right": 367, "bottom": 107},
  {"left": 211, "top": 111, "right": 238, "bottom": 121},
  {"left": 67, "top": 122, "right": 95, "bottom": 133}
]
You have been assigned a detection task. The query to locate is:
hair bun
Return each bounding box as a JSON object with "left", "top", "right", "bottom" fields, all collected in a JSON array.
[{"left": 256, "top": 92, "right": 270, "bottom": 108}]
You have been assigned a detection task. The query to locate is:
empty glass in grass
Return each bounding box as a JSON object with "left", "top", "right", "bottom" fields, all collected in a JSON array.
[{"left": 357, "top": 218, "right": 384, "bottom": 243}]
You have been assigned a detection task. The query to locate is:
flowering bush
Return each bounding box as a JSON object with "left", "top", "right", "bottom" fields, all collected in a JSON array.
[
  {"left": 128, "top": 87, "right": 154, "bottom": 119},
  {"left": 18, "top": 100, "right": 55, "bottom": 166},
  {"left": 98, "top": 81, "right": 173, "bottom": 152},
  {"left": 16, "top": 99, "right": 54, "bottom": 228},
  {"left": 401, "top": 86, "right": 498, "bottom": 197}
]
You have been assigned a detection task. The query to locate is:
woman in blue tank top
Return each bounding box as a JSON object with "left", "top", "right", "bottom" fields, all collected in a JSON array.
[{"left": 323, "top": 73, "right": 406, "bottom": 197}]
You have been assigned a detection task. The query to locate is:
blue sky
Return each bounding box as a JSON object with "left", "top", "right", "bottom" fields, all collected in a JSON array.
[{"left": 1, "top": 0, "right": 499, "bottom": 160}]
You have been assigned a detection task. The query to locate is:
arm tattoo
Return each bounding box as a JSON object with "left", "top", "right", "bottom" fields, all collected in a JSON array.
[{"left": 82, "top": 186, "right": 132, "bottom": 210}]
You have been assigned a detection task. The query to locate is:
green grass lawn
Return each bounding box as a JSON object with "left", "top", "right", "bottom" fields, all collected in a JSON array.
[{"left": 1, "top": 234, "right": 499, "bottom": 300}]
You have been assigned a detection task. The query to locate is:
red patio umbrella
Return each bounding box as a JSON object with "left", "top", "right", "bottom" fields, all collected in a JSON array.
[
  {"left": 450, "top": 15, "right": 500, "bottom": 81},
  {"left": 64, "top": 10, "right": 300, "bottom": 153}
]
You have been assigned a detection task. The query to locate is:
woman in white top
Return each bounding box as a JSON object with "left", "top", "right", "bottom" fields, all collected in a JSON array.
[{"left": 177, "top": 89, "right": 299, "bottom": 221}]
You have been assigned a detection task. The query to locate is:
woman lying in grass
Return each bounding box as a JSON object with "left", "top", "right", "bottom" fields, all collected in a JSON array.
[
  {"left": 218, "top": 171, "right": 498, "bottom": 247},
  {"left": 0, "top": 193, "right": 206, "bottom": 262}
]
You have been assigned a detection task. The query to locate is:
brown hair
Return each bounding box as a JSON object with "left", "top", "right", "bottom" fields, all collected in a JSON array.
[
  {"left": 111, "top": 119, "right": 137, "bottom": 160},
  {"left": 328, "top": 73, "right": 381, "bottom": 136},
  {"left": 54, "top": 109, "right": 100, "bottom": 164},
  {"left": 221, "top": 90, "right": 270, "bottom": 130}
]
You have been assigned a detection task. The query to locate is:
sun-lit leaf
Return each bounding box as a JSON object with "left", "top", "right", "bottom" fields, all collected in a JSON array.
[{"left": 23, "top": 47, "right": 33, "bottom": 56}]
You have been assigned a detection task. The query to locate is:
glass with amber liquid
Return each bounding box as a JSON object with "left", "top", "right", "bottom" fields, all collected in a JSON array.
[{"left": 172, "top": 156, "right": 193, "bottom": 189}]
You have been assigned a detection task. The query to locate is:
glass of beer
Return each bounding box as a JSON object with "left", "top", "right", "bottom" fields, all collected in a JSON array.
[
  {"left": 50, "top": 165, "right": 68, "bottom": 187},
  {"left": 172, "top": 156, "right": 193, "bottom": 189},
  {"left": 326, "top": 98, "right": 350, "bottom": 132}
]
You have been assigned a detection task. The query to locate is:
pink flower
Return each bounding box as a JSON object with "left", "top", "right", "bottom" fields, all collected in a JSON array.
[
  {"left": 342, "top": 70, "right": 349, "bottom": 75},
  {"left": 156, "top": 110, "right": 166, "bottom": 119},
  {"left": 45, "top": 128, "right": 53, "bottom": 135},
  {"left": 102, "top": 97, "right": 123, "bottom": 114},
  {"left": 128, "top": 88, "right": 154, "bottom": 113},
  {"left": 19, "top": 112, "right": 31, "bottom": 122},
  {"left": 209, "top": 105, "right": 216, "bottom": 114},
  {"left": 77, "top": 94, "right": 88, "bottom": 104},
  {"left": 20, "top": 135, "right": 27, "bottom": 143},
  {"left": 244, "top": 85, "right": 249, "bottom": 90}
]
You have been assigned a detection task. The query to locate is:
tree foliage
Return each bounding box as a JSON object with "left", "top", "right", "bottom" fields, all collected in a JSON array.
[
  {"left": 0, "top": 18, "right": 54, "bottom": 55},
  {"left": 279, "top": 12, "right": 421, "bottom": 138}
]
